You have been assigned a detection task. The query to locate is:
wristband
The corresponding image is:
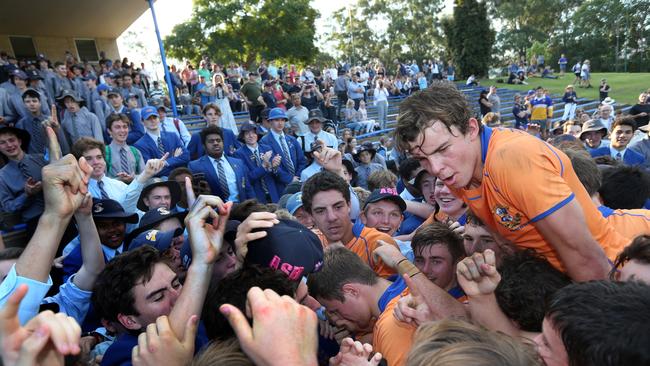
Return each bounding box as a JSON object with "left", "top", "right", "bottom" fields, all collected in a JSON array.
[{"left": 397, "top": 259, "right": 421, "bottom": 278}]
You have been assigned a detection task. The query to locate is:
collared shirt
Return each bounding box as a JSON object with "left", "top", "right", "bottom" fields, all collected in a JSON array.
[
  {"left": 102, "top": 243, "right": 124, "bottom": 261},
  {"left": 270, "top": 129, "right": 289, "bottom": 152},
  {"left": 209, "top": 155, "right": 239, "bottom": 202},
  {"left": 146, "top": 130, "right": 162, "bottom": 143},
  {"left": 286, "top": 106, "right": 310, "bottom": 136},
  {"left": 107, "top": 141, "right": 145, "bottom": 177},
  {"left": 0, "top": 154, "right": 46, "bottom": 220},
  {"left": 160, "top": 117, "right": 191, "bottom": 148},
  {"left": 301, "top": 161, "right": 323, "bottom": 182},
  {"left": 348, "top": 81, "right": 365, "bottom": 99},
  {"left": 610, "top": 146, "right": 627, "bottom": 160},
  {"left": 302, "top": 130, "right": 339, "bottom": 152},
  {"left": 88, "top": 175, "right": 143, "bottom": 214}
]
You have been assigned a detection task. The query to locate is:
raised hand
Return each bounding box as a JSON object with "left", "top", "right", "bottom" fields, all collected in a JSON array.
[
  {"left": 234, "top": 212, "right": 279, "bottom": 264},
  {"left": 24, "top": 178, "right": 42, "bottom": 196},
  {"left": 271, "top": 154, "right": 282, "bottom": 168},
  {"left": 46, "top": 104, "right": 60, "bottom": 129},
  {"left": 140, "top": 152, "right": 169, "bottom": 182},
  {"left": 394, "top": 274, "right": 433, "bottom": 326},
  {"left": 184, "top": 195, "right": 232, "bottom": 266},
  {"left": 456, "top": 249, "right": 501, "bottom": 298},
  {"left": 42, "top": 127, "right": 92, "bottom": 219},
  {"left": 329, "top": 338, "right": 382, "bottom": 366},
  {"left": 1, "top": 285, "right": 81, "bottom": 366},
  {"left": 131, "top": 315, "right": 198, "bottom": 366},
  {"left": 220, "top": 287, "right": 318, "bottom": 366},
  {"left": 313, "top": 146, "right": 342, "bottom": 174},
  {"left": 184, "top": 176, "right": 196, "bottom": 208},
  {"left": 173, "top": 147, "right": 183, "bottom": 158}
]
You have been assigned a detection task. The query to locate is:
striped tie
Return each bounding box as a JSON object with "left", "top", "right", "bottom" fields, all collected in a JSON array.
[
  {"left": 119, "top": 147, "right": 131, "bottom": 174},
  {"left": 216, "top": 159, "right": 230, "bottom": 199},
  {"left": 254, "top": 149, "right": 270, "bottom": 197},
  {"left": 279, "top": 134, "right": 295, "bottom": 176},
  {"left": 157, "top": 136, "right": 165, "bottom": 156},
  {"left": 18, "top": 161, "right": 31, "bottom": 179},
  {"left": 98, "top": 180, "right": 109, "bottom": 199}
]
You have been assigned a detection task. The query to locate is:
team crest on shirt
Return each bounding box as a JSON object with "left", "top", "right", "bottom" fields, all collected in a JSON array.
[{"left": 493, "top": 204, "right": 522, "bottom": 230}]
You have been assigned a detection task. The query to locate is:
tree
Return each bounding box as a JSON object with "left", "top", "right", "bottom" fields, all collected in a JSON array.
[
  {"left": 327, "top": 0, "right": 445, "bottom": 69},
  {"left": 164, "top": 0, "right": 319, "bottom": 67},
  {"left": 442, "top": 0, "right": 495, "bottom": 78}
]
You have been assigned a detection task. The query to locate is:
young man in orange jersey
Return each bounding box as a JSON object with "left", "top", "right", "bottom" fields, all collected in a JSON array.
[{"left": 394, "top": 82, "right": 628, "bottom": 281}]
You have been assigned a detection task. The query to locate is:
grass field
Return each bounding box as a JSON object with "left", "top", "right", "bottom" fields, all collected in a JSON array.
[{"left": 478, "top": 72, "right": 649, "bottom": 106}]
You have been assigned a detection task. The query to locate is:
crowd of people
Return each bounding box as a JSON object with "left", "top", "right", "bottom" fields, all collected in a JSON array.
[{"left": 0, "top": 49, "right": 649, "bottom": 366}]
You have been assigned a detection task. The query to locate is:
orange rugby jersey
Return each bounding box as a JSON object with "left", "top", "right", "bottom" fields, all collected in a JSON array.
[{"left": 450, "top": 127, "right": 628, "bottom": 271}]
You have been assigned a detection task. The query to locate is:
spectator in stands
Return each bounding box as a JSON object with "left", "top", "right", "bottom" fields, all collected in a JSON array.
[
  {"left": 343, "top": 99, "right": 364, "bottom": 135},
  {"left": 188, "top": 125, "right": 254, "bottom": 203},
  {"left": 528, "top": 86, "right": 554, "bottom": 138},
  {"left": 630, "top": 122, "right": 650, "bottom": 171},
  {"left": 58, "top": 90, "right": 104, "bottom": 146},
  {"left": 47, "top": 61, "right": 75, "bottom": 101},
  {"left": 234, "top": 122, "right": 281, "bottom": 203},
  {"left": 300, "top": 81, "right": 323, "bottom": 112},
  {"left": 589, "top": 117, "right": 645, "bottom": 166},
  {"left": 241, "top": 72, "right": 264, "bottom": 123},
  {"left": 478, "top": 89, "right": 491, "bottom": 118},
  {"left": 148, "top": 80, "right": 165, "bottom": 105},
  {"left": 511, "top": 94, "right": 529, "bottom": 130},
  {"left": 157, "top": 106, "right": 191, "bottom": 148},
  {"left": 188, "top": 103, "right": 241, "bottom": 160},
  {"left": 579, "top": 119, "right": 610, "bottom": 153},
  {"left": 347, "top": 74, "right": 365, "bottom": 110},
  {"left": 596, "top": 103, "right": 615, "bottom": 132},
  {"left": 299, "top": 109, "right": 338, "bottom": 154},
  {"left": 260, "top": 108, "right": 307, "bottom": 189},
  {"left": 561, "top": 85, "right": 578, "bottom": 121},
  {"left": 16, "top": 89, "right": 69, "bottom": 154},
  {"left": 629, "top": 92, "right": 650, "bottom": 128},
  {"left": 562, "top": 120, "right": 582, "bottom": 137},
  {"left": 357, "top": 100, "right": 378, "bottom": 133},
  {"left": 134, "top": 106, "right": 189, "bottom": 177},
  {"left": 580, "top": 59, "right": 592, "bottom": 88},
  {"left": 119, "top": 73, "right": 147, "bottom": 108},
  {"left": 212, "top": 73, "right": 238, "bottom": 134},
  {"left": 374, "top": 79, "right": 390, "bottom": 129},
  {"left": 286, "top": 93, "right": 309, "bottom": 136},
  {"left": 0, "top": 126, "right": 46, "bottom": 229},
  {"left": 179, "top": 86, "right": 200, "bottom": 116},
  {"left": 354, "top": 143, "right": 384, "bottom": 190},
  {"left": 5, "top": 70, "right": 50, "bottom": 125},
  {"left": 105, "top": 113, "right": 145, "bottom": 183},
  {"left": 487, "top": 86, "right": 501, "bottom": 120}
]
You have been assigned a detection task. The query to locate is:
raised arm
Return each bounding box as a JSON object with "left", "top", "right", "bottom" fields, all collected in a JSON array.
[{"left": 71, "top": 193, "right": 105, "bottom": 291}]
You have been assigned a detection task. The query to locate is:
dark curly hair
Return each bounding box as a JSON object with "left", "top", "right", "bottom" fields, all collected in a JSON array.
[
  {"left": 301, "top": 171, "right": 350, "bottom": 214},
  {"left": 494, "top": 250, "right": 571, "bottom": 332}
]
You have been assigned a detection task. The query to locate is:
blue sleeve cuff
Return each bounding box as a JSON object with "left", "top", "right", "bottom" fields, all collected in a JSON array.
[{"left": 530, "top": 194, "right": 575, "bottom": 223}]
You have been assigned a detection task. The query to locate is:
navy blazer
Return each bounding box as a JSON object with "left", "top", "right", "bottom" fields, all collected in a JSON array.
[
  {"left": 259, "top": 132, "right": 307, "bottom": 190},
  {"left": 590, "top": 146, "right": 646, "bottom": 166},
  {"left": 188, "top": 155, "right": 255, "bottom": 203},
  {"left": 187, "top": 128, "right": 241, "bottom": 160},
  {"left": 233, "top": 144, "right": 282, "bottom": 203},
  {"left": 134, "top": 131, "right": 190, "bottom": 177}
]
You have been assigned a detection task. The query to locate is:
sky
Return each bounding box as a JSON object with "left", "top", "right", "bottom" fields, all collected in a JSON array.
[{"left": 117, "top": 0, "right": 453, "bottom": 79}]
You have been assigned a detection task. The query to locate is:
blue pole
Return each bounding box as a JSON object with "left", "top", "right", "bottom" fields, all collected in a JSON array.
[{"left": 147, "top": 0, "right": 178, "bottom": 117}]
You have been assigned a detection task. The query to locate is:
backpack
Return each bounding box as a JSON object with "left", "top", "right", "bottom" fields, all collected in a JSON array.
[{"left": 105, "top": 145, "right": 142, "bottom": 175}]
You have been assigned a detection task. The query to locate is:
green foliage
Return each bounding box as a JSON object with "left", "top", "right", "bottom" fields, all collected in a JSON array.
[
  {"left": 327, "top": 0, "right": 444, "bottom": 68},
  {"left": 443, "top": 0, "right": 495, "bottom": 78},
  {"left": 164, "top": 0, "right": 320, "bottom": 67}
]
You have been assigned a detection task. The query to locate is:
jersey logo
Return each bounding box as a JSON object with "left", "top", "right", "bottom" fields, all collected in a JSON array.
[{"left": 493, "top": 204, "right": 522, "bottom": 230}]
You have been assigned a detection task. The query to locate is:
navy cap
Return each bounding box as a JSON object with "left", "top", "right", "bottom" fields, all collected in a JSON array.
[
  {"left": 244, "top": 219, "right": 323, "bottom": 281},
  {"left": 25, "top": 69, "right": 43, "bottom": 81},
  {"left": 56, "top": 89, "right": 84, "bottom": 104},
  {"left": 180, "top": 220, "right": 240, "bottom": 268},
  {"left": 82, "top": 74, "right": 97, "bottom": 81},
  {"left": 261, "top": 108, "right": 271, "bottom": 120},
  {"left": 364, "top": 187, "right": 407, "bottom": 212},
  {"left": 11, "top": 69, "right": 28, "bottom": 80},
  {"left": 126, "top": 92, "right": 139, "bottom": 100},
  {"left": 91, "top": 199, "right": 139, "bottom": 223},
  {"left": 106, "top": 87, "right": 121, "bottom": 96},
  {"left": 104, "top": 71, "right": 117, "bottom": 78},
  {"left": 0, "top": 126, "right": 30, "bottom": 153},
  {"left": 126, "top": 207, "right": 186, "bottom": 245},
  {"left": 129, "top": 228, "right": 184, "bottom": 252}
]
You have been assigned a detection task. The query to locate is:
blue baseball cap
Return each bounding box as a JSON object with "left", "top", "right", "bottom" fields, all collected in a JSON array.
[
  {"left": 268, "top": 107, "right": 288, "bottom": 121},
  {"left": 129, "top": 228, "right": 184, "bottom": 252},
  {"left": 286, "top": 192, "right": 304, "bottom": 215},
  {"left": 11, "top": 69, "right": 28, "bottom": 80},
  {"left": 141, "top": 106, "right": 158, "bottom": 120},
  {"left": 97, "top": 84, "right": 109, "bottom": 93}
]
